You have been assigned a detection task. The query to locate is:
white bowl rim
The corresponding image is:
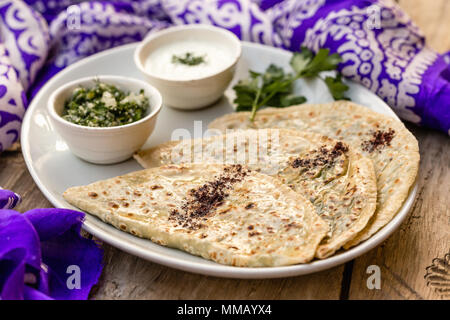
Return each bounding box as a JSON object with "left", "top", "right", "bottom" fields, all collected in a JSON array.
[
  {"left": 47, "top": 75, "right": 162, "bottom": 131},
  {"left": 134, "top": 24, "right": 242, "bottom": 83}
]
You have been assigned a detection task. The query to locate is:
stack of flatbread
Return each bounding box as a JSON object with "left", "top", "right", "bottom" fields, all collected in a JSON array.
[{"left": 64, "top": 101, "right": 419, "bottom": 267}]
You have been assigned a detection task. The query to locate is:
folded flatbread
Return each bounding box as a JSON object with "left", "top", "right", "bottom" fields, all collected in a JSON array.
[
  {"left": 208, "top": 101, "right": 420, "bottom": 248},
  {"left": 135, "top": 129, "right": 377, "bottom": 258},
  {"left": 64, "top": 163, "right": 328, "bottom": 267}
]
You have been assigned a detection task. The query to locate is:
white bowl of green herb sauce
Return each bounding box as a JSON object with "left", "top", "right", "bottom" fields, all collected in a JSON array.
[
  {"left": 134, "top": 25, "right": 241, "bottom": 110},
  {"left": 48, "top": 75, "right": 162, "bottom": 164}
]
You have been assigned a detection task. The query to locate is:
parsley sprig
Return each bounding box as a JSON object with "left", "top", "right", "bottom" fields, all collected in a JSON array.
[{"left": 233, "top": 47, "right": 350, "bottom": 121}]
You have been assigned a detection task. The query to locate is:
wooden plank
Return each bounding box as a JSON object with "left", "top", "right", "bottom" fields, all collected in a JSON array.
[
  {"left": 90, "top": 245, "right": 344, "bottom": 300},
  {"left": 348, "top": 126, "right": 450, "bottom": 299},
  {"left": 0, "top": 149, "right": 93, "bottom": 241},
  {"left": 0, "top": 149, "right": 53, "bottom": 211}
]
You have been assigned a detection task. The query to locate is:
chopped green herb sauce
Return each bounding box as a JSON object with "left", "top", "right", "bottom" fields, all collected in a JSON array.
[
  {"left": 62, "top": 81, "right": 149, "bottom": 127},
  {"left": 171, "top": 52, "right": 205, "bottom": 66}
]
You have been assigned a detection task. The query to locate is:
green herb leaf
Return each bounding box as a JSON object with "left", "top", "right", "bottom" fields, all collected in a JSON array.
[
  {"left": 233, "top": 64, "right": 306, "bottom": 120},
  {"left": 280, "top": 94, "right": 307, "bottom": 107},
  {"left": 290, "top": 47, "right": 314, "bottom": 75},
  {"left": 324, "top": 74, "right": 350, "bottom": 100},
  {"left": 172, "top": 52, "right": 205, "bottom": 66},
  {"left": 233, "top": 46, "right": 349, "bottom": 121},
  {"left": 290, "top": 47, "right": 343, "bottom": 77}
]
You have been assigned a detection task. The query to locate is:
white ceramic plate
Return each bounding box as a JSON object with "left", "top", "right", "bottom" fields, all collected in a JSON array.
[{"left": 21, "top": 42, "right": 417, "bottom": 279}]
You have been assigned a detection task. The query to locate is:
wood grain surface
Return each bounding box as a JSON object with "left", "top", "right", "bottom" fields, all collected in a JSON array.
[{"left": 0, "top": 0, "right": 448, "bottom": 300}]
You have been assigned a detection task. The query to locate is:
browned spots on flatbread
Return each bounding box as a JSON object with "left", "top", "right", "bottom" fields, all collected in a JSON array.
[
  {"left": 165, "top": 164, "right": 183, "bottom": 169},
  {"left": 361, "top": 128, "right": 395, "bottom": 153},
  {"left": 65, "top": 148, "right": 339, "bottom": 266},
  {"left": 88, "top": 192, "right": 98, "bottom": 198},
  {"left": 345, "top": 185, "right": 358, "bottom": 196},
  {"left": 109, "top": 202, "right": 119, "bottom": 209},
  {"left": 217, "top": 207, "right": 231, "bottom": 215},
  {"left": 245, "top": 203, "right": 255, "bottom": 210},
  {"left": 285, "top": 222, "right": 301, "bottom": 230}
]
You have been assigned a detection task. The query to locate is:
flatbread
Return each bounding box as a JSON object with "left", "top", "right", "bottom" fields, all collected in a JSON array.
[
  {"left": 135, "top": 129, "right": 377, "bottom": 258},
  {"left": 208, "top": 101, "right": 420, "bottom": 248},
  {"left": 63, "top": 163, "right": 328, "bottom": 267}
]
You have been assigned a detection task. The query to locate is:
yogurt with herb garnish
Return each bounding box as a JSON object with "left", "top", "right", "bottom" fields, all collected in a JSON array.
[
  {"left": 62, "top": 81, "right": 149, "bottom": 127},
  {"left": 144, "top": 40, "right": 235, "bottom": 81}
]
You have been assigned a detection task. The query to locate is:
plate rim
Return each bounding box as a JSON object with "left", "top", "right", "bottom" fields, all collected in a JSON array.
[{"left": 21, "top": 41, "right": 417, "bottom": 279}]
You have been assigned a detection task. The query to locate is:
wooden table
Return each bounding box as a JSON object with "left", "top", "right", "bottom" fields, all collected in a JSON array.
[{"left": 1, "top": 0, "right": 448, "bottom": 300}]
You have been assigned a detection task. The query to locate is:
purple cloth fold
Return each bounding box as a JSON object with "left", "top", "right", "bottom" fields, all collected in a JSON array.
[
  {"left": 0, "top": 208, "right": 103, "bottom": 300},
  {"left": 0, "top": 188, "right": 21, "bottom": 210}
]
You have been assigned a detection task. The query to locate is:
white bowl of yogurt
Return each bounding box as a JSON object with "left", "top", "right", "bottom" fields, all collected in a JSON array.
[{"left": 134, "top": 24, "right": 241, "bottom": 110}]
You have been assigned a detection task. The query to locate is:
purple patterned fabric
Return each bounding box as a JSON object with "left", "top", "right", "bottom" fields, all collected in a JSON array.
[
  {"left": 0, "top": 0, "right": 48, "bottom": 152},
  {"left": 0, "top": 0, "right": 448, "bottom": 151},
  {"left": 0, "top": 208, "right": 103, "bottom": 300}
]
